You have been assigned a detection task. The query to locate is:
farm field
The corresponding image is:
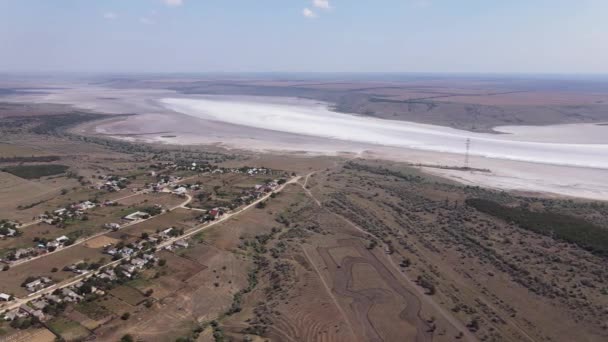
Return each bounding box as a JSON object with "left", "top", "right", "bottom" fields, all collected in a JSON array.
[
  {"left": 0, "top": 326, "right": 56, "bottom": 342},
  {"left": 0, "top": 244, "right": 106, "bottom": 296},
  {"left": 46, "top": 317, "right": 90, "bottom": 341},
  {"left": 0, "top": 80, "right": 607, "bottom": 342},
  {"left": 1, "top": 164, "right": 69, "bottom": 180},
  {"left": 118, "top": 208, "right": 199, "bottom": 237}
]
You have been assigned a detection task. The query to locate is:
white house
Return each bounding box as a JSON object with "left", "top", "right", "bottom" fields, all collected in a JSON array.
[
  {"left": 173, "top": 187, "right": 187, "bottom": 195},
  {"left": 175, "top": 240, "right": 189, "bottom": 248},
  {"left": 54, "top": 208, "right": 67, "bottom": 215},
  {"left": 123, "top": 211, "right": 149, "bottom": 221},
  {"left": 56, "top": 235, "right": 69, "bottom": 243}
]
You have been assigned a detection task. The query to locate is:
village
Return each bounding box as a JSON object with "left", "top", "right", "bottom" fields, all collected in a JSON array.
[
  {"left": 0, "top": 161, "right": 289, "bottom": 334},
  {"left": 1, "top": 227, "right": 175, "bottom": 327},
  {"left": 1, "top": 163, "right": 280, "bottom": 265}
]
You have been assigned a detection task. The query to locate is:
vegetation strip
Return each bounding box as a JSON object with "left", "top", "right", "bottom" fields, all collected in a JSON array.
[
  {"left": 466, "top": 198, "right": 608, "bottom": 256},
  {"left": 1, "top": 164, "right": 70, "bottom": 179}
]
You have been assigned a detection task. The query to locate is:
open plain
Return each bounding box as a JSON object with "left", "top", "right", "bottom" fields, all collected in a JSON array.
[
  {"left": 4, "top": 77, "right": 608, "bottom": 200},
  {"left": 0, "top": 75, "right": 607, "bottom": 342}
]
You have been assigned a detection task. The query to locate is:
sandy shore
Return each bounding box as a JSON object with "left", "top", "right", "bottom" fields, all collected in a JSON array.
[{"left": 6, "top": 85, "right": 608, "bottom": 201}]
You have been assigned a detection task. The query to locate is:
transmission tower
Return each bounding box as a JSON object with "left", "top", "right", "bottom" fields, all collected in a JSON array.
[{"left": 464, "top": 138, "right": 471, "bottom": 170}]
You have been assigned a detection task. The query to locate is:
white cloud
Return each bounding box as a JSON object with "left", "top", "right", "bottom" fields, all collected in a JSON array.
[
  {"left": 302, "top": 8, "right": 317, "bottom": 18},
  {"left": 312, "top": 0, "right": 331, "bottom": 10},
  {"left": 164, "top": 0, "right": 183, "bottom": 7},
  {"left": 103, "top": 12, "right": 117, "bottom": 20},
  {"left": 139, "top": 17, "right": 155, "bottom": 24}
]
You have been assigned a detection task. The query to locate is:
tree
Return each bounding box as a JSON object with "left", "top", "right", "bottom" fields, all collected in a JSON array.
[
  {"left": 467, "top": 318, "right": 480, "bottom": 332},
  {"left": 121, "top": 312, "right": 131, "bottom": 320},
  {"left": 120, "top": 334, "right": 134, "bottom": 342}
]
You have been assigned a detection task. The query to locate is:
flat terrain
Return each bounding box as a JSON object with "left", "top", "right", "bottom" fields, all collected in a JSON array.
[
  {"left": 1, "top": 78, "right": 607, "bottom": 342},
  {"left": 99, "top": 76, "right": 608, "bottom": 132}
]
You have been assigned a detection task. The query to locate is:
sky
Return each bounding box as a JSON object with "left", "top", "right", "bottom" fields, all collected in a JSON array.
[{"left": 0, "top": 0, "right": 607, "bottom": 74}]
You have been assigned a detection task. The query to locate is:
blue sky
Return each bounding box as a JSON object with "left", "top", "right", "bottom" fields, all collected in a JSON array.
[{"left": 0, "top": 0, "right": 607, "bottom": 73}]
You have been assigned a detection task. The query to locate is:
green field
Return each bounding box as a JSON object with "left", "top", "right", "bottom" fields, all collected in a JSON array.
[
  {"left": 2, "top": 164, "right": 69, "bottom": 179},
  {"left": 466, "top": 198, "right": 608, "bottom": 256},
  {"left": 109, "top": 285, "right": 146, "bottom": 306},
  {"left": 47, "top": 317, "right": 90, "bottom": 341},
  {"left": 76, "top": 301, "right": 113, "bottom": 320}
]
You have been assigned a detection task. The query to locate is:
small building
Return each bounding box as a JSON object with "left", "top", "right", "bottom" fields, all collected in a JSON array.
[
  {"left": 173, "top": 187, "right": 187, "bottom": 195},
  {"left": 104, "top": 223, "right": 121, "bottom": 230},
  {"left": 61, "top": 288, "right": 83, "bottom": 302},
  {"left": 120, "top": 247, "right": 134, "bottom": 258},
  {"left": 25, "top": 279, "right": 42, "bottom": 292},
  {"left": 47, "top": 241, "right": 60, "bottom": 249},
  {"left": 123, "top": 211, "right": 149, "bottom": 221},
  {"left": 209, "top": 208, "right": 223, "bottom": 219},
  {"left": 45, "top": 294, "right": 62, "bottom": 303},
  {"left": 124, "top": 265, "right": 138, "bottom": 274},
  {"left": 130, "top": 258, "right": 146, "bottom": 268},
  {"left": 175, "top": 240, "right": 189, "bottom": 248},
  {"left": 56, "top": 235, "right": 69, "bottom": 243},
  {"left": 0, "top": 293, "right": 11, "bottom": 301},
  {"left": 3, "top": 309, "right": 22, "bottom": 321},
  {"left": 79, "top": 201, "right": 96, "bottom": 210},
  {"left": 143, "top": 254, "right": 156, "bottom": 262},
  {"left": 19, "top": 305, "right": 45, "bottom": 320},
  {"left": 0, "top": 228, "right": 16, "bottom": 238},
  {"left": 31, "top": 299, "right": 48, "bottom": 310},
  {"left": 15, "top": 248, "right": 33, "bottom": 259},
  {"left": 54, "top": 208, "right": 68, "bottom": 216}
]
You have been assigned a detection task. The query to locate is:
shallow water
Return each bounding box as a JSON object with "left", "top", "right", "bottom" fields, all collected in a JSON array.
[
  {"left": 161, "top": 96, "right": 608, "bottom": 169},
  {"left": 9, "top": 87, "right": 608, "bottom": 200}
]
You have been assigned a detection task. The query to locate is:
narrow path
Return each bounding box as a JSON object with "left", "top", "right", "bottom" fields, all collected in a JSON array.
[
  {"left": 9, "top": 192, "right": 193, "bottom": 268},
  {"left": 299, "top": 171, "right": 321, "bottom": 207},
  {"left": 294, "top": 174, "right": 479, "bottom": 342},
  {"left": 301, "top": 246, "right": 360, "bottom": 342},
  {"left": 2, "top": 176, "right": 299, "bottom": 312},
  {"left": 14, "top": 174, "right": 200, "bottom": 230}
]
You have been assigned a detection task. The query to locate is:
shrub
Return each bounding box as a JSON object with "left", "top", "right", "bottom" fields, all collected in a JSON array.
[
  {"left": 466, "top": 198, "right": 608, "bottom": 256},
  {"left": 2, "top": 164, "right": 69, "bottom": 179}
]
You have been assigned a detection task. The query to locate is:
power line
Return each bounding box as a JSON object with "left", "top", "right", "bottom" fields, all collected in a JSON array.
[{"left": 464, "top": 138, "right": 471, "bottom": 169}]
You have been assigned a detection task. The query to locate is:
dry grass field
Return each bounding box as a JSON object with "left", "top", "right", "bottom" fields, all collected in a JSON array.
[
  {"left": 1, "top": 90, "right": 607, "bottom": 342},
  {"left": 46, "top": 317, "right": 91, "bottom": 341},
  {"left": 46, "top": 156, "right": 604, "bottom": 342},
  {"left": 0, "top": 244, "right": 106, "bottom": 296},
  {"left": 83, "top": 235, "right": 120, "bottom": 249},
  {"left": 0, "top": 143, "right": 48, "bottom": 158},
  {"left": 114, "top": 192, "right": 184, "bottom": 208},
  {"left": 118, "top": 208, "right": 199, "bottom": 237},
  {"left": 0, "top": 327, "right": 56, "bottom": 342}
]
